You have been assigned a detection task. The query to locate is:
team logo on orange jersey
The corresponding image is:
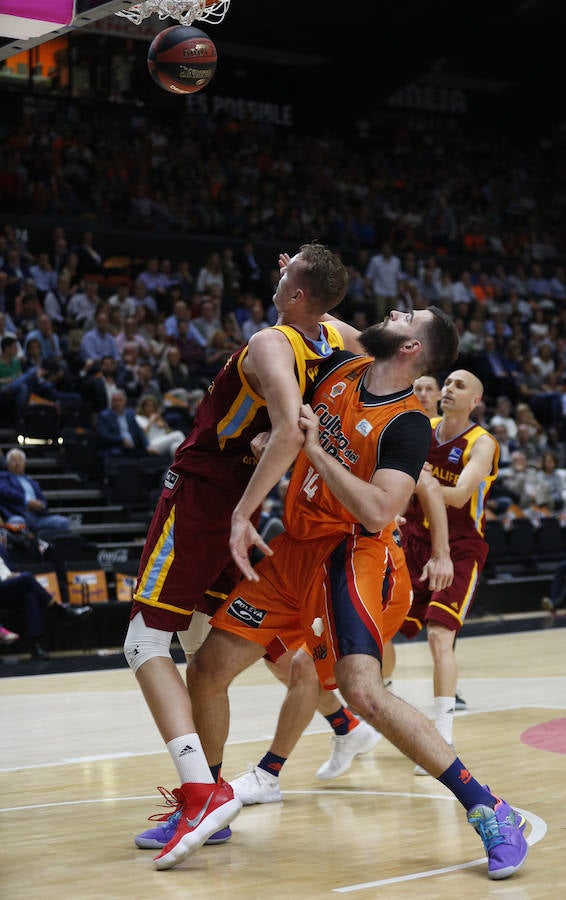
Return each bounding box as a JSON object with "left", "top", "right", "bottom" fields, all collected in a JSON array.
[{"left": 330, "top": 381, "right": 346, "bottom": 397}]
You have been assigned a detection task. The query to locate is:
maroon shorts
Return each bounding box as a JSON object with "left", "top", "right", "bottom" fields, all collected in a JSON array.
[
  {"left": 400, "top": 534, "right": 489, "bottom": 639},
  {"left": 131, "top": 469, "right": 251, "bottom": 632}
]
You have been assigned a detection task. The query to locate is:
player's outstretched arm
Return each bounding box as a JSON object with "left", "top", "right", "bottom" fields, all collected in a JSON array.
[{"left": 415, "top": 467, "right": 453, "bottom": 592}]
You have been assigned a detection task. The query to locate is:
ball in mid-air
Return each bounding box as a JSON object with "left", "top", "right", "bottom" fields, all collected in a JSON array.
[{"left": 147, "top": 24, "right": 217, "bottom": 94}]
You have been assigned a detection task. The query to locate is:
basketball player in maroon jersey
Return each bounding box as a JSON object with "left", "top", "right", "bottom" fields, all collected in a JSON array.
[
  {"left": 123, "top": 243, "right": 363, "bottom": 870},
  {"left": 399, "top": 369, "right": 499, "bottom": 768}
]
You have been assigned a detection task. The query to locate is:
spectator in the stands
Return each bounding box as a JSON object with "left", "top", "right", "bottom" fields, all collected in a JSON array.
[
  {"left": 241, "top": 298, "right": 269, "bottom": 342},
  {"left": 531, "top": 341, "right": 555, "bottom": 382},
  {"left": 115, "top": 314, "right": 150, "bottom": 360},
  {"left": 157, "top": 345, "right": 193, "bottom": 395},
  {"left": 132, "top": 278, "right": 158, "bottom": 317},
  {"left": 489, "top": 395, "right": 518, "bottom": 440},
  {"left": 475, "top": 334, "right": 518, "bottom": 402},
  {"left": 24, "top": 313, "right": 64, "bottom": 367},
  {"left": 67, "top": 275, "right": 102, "bottom": 330},
  {"left": 0, "top": 542, "right": 92, "bottom": 660},
  {"left": 492, "top": 450, "right": 551, "bottom": 520},
  {"left": 79, "top": 306, "right": 120, "bottom": 365},
  {"left": 539, "top": 451, "right": 565, "bottom": 512},
  {"left": 0, "top": 336, "right": 38, "bottom": 417},
  {"left": 28, "top": 252, "right": 58, "bottom": 301},
  {"left": 543, "top": 427, "right": 566, "bottom": 469},
  {"left": 164, "top": 299, "right": 190, "bottom": 339},
  {"left": 512, "top": 422, "right": 545, "bottom": 464},
  {"left": 192, "top": 297, "right": 222, "bottom": 345},
  {"left": 43, "top": 271, "right": 75, "bottom": 334},
  {"left": 96, "top": 389, "right": 155, "bottom": 458},
  {"left": 107, "top": 279, "right": 137, "bottom": 320},
  {"left": 236, "top": 239, "right": 263, "bottom": 297},
  {"left": 137, "top": 257, "right": 170, "bottom": 299},
  {"left": 129, "top": 360, "right": 163, "bottom": 407},
  {"left": 12, "top": 282, "right": 42, "bottom": 339},
  {"left": 0, "top": 449, "right": 72, "bottom": 536},
  {"left": 174, "top": 316, "right": 208, "bottom": 380},
  {"left": 75, "top": 230, "right": 104, "bottom": 279},
  {"left": 491, "top": 422, "right": 514, "bottom": 469},
  {"left": 135, "top": 394, "right": 185, "bottom": 461}
]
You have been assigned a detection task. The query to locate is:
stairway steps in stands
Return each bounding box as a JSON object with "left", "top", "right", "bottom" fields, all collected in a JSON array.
[
  {"left": 24, "top": 456, "right": 64, "bottom": 470},
  {"left": 43, "top": 488, "right": 105, "bottom": 503},
  {"left": 73, "top": 521, "right": 149, "bottom": 537},
  {"left": 55, "top": 505, "right": 127, "bottom": 525}
]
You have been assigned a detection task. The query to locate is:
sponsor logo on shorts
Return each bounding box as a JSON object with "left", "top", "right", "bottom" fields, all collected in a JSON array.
[
  {"left": 164, "top": 469, "right": 179, "bottom": 490},
  {"left": 312, "top": 643, "right": 327, "bottom": 661},
  {"left": 226, "top": 596, "right": 266, "bottom": 628}
]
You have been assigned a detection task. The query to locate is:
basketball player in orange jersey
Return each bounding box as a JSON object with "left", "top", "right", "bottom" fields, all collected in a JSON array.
[
  {"left": 398, "top": 369, "right": 499, "bottom": 772},
  {"left": 124, "top": 243, "right": 364, "bottom": 870},
  {"left": 188, "top": 312, "right": 529, "bottom": 881},
  {"left": 413, "top": 373, "right": 442, "bottom": 417}
]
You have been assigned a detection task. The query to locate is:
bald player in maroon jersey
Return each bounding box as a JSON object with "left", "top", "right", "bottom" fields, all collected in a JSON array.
[{"left": 399, "top": 369, "right": 499, "bottom": 767}]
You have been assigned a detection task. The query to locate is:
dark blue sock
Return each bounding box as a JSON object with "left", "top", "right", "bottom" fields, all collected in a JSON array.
[
  {"left": 438, "top": 757, "right": 498, "bottom": 811},
  {"left": 325, "top": 705, "right": 357, "bottom": 736},
  {"left": 210, "top": 763, "right": 222, "bottom": 783},
  {"left": 259, "top": 751, "right": 286, "bottom": 777}
]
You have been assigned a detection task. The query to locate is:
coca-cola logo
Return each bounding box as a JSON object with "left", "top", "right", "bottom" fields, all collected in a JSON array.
[{"left": 97, "top": 549, "right": 129, "bottom": 567}]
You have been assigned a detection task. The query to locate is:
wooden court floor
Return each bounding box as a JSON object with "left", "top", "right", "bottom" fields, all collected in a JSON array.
[{"left": 1, "top": 625, "right": 565, "bottom": 900}]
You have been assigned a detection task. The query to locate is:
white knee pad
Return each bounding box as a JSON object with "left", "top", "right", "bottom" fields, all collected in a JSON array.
[
  {"left": 177, "top": 611, "right": 212, "bottom": 659},
  {"left": 124, "top": 611, "right": 173, "bottom": 673}
]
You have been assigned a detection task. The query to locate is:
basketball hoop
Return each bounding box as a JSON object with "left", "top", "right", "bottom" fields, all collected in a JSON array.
[{"left": 115, "top": 0, "right": 231, "bottom": 27}]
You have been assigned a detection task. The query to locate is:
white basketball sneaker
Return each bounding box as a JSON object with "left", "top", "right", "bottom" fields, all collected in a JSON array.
[
  {"left": 230, "top": 765, "right": 283, "bottom": 805},
  {"left": 316, "top": 720, "right": 382, "bottom": 781}
]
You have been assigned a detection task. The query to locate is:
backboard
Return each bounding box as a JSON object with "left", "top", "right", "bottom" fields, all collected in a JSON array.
[{"left": 0, "top": 0, "right": 138, "bottom": 61}]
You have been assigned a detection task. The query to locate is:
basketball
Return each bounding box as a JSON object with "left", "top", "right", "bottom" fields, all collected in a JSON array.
[{"left": 147, "top": 25, "right": 217, "bottom": 95}]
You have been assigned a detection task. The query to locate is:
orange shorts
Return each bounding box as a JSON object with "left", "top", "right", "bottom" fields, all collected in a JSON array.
[{"left": 211, "top": 527, "right": 410, "bottom": 691}]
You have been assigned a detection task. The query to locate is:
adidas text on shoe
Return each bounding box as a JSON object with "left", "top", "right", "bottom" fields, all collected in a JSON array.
[
  {"left": 135, "top": 808, "right": 231, "bottom": 849},
  {"left": 230, "top": 765, "right": 282, "bottom": 805},
  {"left": 153, "top": 780, "right": 241, "bottom": 870},
  {"left": 316, "top": 720, "right": 381, "bottom": 781},
  {"left": 467, "top": 795, "right": 528, "bottom": 879}
]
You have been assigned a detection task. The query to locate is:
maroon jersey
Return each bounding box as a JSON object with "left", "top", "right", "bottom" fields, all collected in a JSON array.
[
  {"left": 170, "top": 322, "right": 344, "bottom": 492},
  {"left": 403, "top": 416, "right": 500, "bottom": 543}
]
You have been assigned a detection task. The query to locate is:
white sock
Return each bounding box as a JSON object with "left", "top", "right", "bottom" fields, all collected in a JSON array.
[
  {"left": 434, "top": 696, "right": 455, "bottom": 744},
  {"left": 166, "top": 734, "right": 215, "bottom": 784}
]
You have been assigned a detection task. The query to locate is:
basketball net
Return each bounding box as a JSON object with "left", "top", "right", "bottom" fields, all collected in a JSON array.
[{"left": 115, "top": 0, "right": 230, "bottom": 26}]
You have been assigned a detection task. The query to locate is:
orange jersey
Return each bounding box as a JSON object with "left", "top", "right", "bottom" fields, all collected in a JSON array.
[{"left": 283, "top": 355, "right": 430, "bottom": 541}]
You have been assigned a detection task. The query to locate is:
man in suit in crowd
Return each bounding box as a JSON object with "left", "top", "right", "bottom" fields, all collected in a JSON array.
[
  {"left": 96, "top": 389, "right": 157, "bottom": 458},
  {"left": 0, "top": 448, "right": 72, "bottom": 536}
]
